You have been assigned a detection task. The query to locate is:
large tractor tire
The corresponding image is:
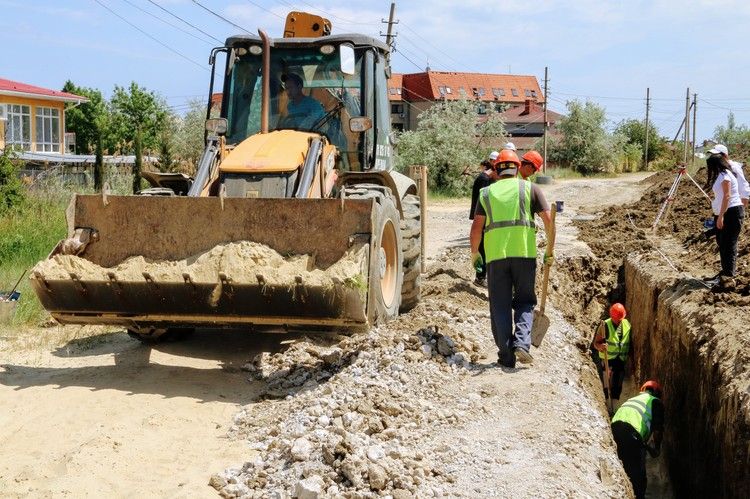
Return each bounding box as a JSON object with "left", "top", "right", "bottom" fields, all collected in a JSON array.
[
  {"left": 343, "top": 185, "right": 403, "bottom": 324},
  {"left": 399, "top": 194, "right": 422, "bottom": 312}
]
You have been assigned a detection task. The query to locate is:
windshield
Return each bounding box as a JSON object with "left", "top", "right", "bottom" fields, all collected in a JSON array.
[{"left": 225, "top": 45, "right": 363, "bottom": 160}]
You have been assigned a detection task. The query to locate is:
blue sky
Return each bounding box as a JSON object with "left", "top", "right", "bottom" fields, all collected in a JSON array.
[{"left": 3, "top": 0, "right": 750, "bottom": 141}]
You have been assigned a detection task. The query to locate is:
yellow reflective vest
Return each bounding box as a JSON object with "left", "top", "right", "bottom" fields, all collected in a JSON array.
[
  {"left": 598, "top": 318, "right": 631, "bottom": 361},
  {"left": 612, "top": 392, "right": 657, "bottom": 441},
  {"left": 479, "top": 178, "right": 536, "bottom": 263}
]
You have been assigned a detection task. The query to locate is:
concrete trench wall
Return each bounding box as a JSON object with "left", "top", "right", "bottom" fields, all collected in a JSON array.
[{"left": 624, "top": 254, "right": 750, "bottom": 498}]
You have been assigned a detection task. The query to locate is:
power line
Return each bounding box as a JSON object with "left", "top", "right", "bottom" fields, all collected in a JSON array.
[
  {"left": 191, "top": 0, "right": 252, "bottom": 34},
  {"left": 146, "top": 0, "right": 223, "bottom": 44},
  {"left": 120, "top": 0, "right": 214, "bottom": 45},
  {"left": 244, "top": 0, "right": 285, "bottom": 20},
  {"left": 92, "top": 0, "right": 208, "bottom": 71}
]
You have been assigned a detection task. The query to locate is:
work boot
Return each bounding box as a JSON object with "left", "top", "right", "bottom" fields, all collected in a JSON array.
[
  {"left": 474, "top": 276, "right": 486, "bottom": 287},
  {"left": 513, "top": 347, "right": 534, "bottom": 365}
]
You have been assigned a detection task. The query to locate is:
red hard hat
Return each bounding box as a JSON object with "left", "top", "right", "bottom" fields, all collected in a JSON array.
[
  {"left": 522, "top": 151, "right": 544, "bottom": 171},
  {"left": 641, "top": 380, "right": 662, "bottom": 398},
  {"left": 492, "top": 149, "right": 521, "bottom": 169},
  {"left": 609, "top": 303, "right": 626, "bottom": 322}
]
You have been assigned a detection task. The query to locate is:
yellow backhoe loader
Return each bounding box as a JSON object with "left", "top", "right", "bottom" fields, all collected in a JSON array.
[{"left": 31, "top": 13, "right": 422, "bottom": 341}]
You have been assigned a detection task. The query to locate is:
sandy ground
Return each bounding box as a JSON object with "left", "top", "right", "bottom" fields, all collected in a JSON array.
[{"left": 0, "top": 173, "right": 651, "bottom": 498}]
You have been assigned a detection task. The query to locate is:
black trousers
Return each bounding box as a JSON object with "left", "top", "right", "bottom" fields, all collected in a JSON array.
[
  {"left": 597, "top": 356, "right": 626, "bottom": 400},
  {"left": 714, "top": 205, "right": 745, "bottom": 277},
  {"left": 612, "top": 421, "right": 647, "bottom": 499}
]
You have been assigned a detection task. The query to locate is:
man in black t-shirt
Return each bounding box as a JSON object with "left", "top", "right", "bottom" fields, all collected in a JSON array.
[{"left": 469, "top": 153, "right": 498, "bottom": 286}]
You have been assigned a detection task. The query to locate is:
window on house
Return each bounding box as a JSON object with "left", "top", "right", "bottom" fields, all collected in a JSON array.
[
  {"left": 524, "top": 89, "right": 532, "bottom": 97},
  {"left": 477, "top": 103, "right": 487, "bottom": 115},
  {"left": 438, "top": 85, "right": 446, "bottom": 96},
  {"left": 391, "top": 103, "right": 404, "bottom": 114},
  {"left": 477, "top": 87, "right": 486, "bottom": 97},
  {"left": 492, "top": 88, "right": 506, "bottom": 98},
  {"left": 511, "top": 88, "right": 519, "bottom": 97},
  {"left": 35, "top": 107, "right": 61, "bottom": 152},
  {"left": 396, "top": 88, "right": 401, "bottom": 95},
  {"left": 5, "top": 104, "right": 31, "bottom": 151},
  {"left": 445, "top": 86, "right": 452, "bottom": 94},
  {"left": 458, "top": 86, "right": 465, "bottom": 97},
  {"left": 531, "top": 90, "right": 537, "bottom": 98},
  {"left": 389, "top": 88, "right": 397, "bottom": 95},
  {"left": 495, "top": 103, "right": 505, "bottom": 112}
]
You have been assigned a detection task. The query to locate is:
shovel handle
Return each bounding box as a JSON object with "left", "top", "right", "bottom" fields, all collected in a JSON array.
[{"left": 538, "top": 205, "right": 557, "bottom": 313}]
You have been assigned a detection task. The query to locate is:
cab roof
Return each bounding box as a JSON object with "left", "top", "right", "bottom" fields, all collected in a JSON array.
[{"left": 225, "top": 33, "right": 389, "bottom": 53}]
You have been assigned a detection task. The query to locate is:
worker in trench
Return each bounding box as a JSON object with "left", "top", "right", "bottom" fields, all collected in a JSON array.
[
  {"left": 469, "top": 151, "right": 499, "bottom": 287},
  {"left": 592, "top": 303, "right": 631, "bottom": 403},
  {"left": 469, "top": 149, "right": 554, "bottom": 368},
  {"left": 611, "top": 380, "right": 664, "bottom": 499}
]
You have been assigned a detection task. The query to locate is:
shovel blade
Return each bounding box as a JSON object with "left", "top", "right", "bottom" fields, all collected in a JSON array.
[{"left": 531, "top": 310, "right": 550, "bottom": 347}]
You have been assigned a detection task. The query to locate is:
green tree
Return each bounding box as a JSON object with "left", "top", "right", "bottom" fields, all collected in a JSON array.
[
  {"left": 173, "top": 99, "right": 206, "bottom": 171},
  {"left": 714, "top": 111, "right": 750, "bottom": 148},
  {"left": 395, "top": 99, "right": 507, "bottom": 194},
  {"left": 614, "top": 118, "right": 666, "bottom": 165},
  {"left": 548, "top": 100, "right": 620, "bottom": 174},
  {"left": 110, "top": 82, "right": 169, "bottom": 192},
  {"left": 62, "top": 81, "right": 110, "bottom": 154},
  {"left": 0, "top": 149, "right": 24, "bottom": 213}
]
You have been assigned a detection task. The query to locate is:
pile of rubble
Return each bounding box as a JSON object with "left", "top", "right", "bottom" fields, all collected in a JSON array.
[{"left": 211, "top": 302, "right": 489, "bottom": 498}]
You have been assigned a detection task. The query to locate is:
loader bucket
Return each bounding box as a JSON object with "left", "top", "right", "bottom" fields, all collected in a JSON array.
[{"left": 31, "top": 195, "right": 376, "bottom": 331}]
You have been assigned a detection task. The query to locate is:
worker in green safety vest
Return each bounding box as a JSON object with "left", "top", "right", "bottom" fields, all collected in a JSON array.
[
  {"left": 611, "top": 380, "right": 665, "bottom": 499},
  {"left": 469, "top": 149, "right": 554, "bottom": 368},
  {"left": 593, "top": 302, "right": 631, "bottom": 400}
]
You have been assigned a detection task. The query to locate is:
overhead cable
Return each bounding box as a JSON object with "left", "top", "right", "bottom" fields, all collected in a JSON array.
[
  {"left": 146, "top": 0, "right": 223, "bottom": 44},
  {"left": 92, "top": 0, "right": 208, "bottom": 71}
]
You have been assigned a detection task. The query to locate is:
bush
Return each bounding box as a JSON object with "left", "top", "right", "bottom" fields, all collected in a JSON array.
[{"left": 0, "top": 148, "right": 25, "bottom": 213}]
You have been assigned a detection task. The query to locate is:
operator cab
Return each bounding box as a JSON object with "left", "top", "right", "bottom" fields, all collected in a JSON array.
[{"left": 215, "top": 34, "right": 393, "bottom": 172}]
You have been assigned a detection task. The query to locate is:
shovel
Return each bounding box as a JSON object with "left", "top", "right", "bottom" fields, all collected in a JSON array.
[{"left": 531, "top": 202, "right": 558, "bottom": 347}]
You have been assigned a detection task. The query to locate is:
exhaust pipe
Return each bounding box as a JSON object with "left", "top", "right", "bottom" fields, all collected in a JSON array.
[{"left": 258, "top": 29, "right": 272, "bottom": 134}]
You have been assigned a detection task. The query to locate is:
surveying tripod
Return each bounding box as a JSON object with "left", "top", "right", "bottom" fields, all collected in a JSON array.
[{"left": 652, "top": 164, "right": 712, "bottom": 230}]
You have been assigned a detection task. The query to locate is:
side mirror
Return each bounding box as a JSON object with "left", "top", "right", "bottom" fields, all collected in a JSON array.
[
  {"left": 340, "top": 44, "right": 355, "bottom": 75},
  {"left": 389, "top": 131, "right": 400, "bottom": 146},
  {"left": 349, "top": 117, "right": 372, "bottom": 133},
  {"left": 205, "top": 118, "right": 228, "bottom": 135}
]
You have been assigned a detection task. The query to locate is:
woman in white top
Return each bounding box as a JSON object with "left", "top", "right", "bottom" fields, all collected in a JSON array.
[{"left": 707, "top": 154, "right": 745, "bottom": 280}]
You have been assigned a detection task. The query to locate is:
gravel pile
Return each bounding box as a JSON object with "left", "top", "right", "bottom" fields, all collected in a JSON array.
[{"left": 211, "top": 302, "right": 488, "bottom": 498}]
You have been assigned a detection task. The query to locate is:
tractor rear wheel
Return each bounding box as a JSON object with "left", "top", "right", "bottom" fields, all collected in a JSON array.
[{"left": 399, "top": 194, "right": 422, "bottom": 312}]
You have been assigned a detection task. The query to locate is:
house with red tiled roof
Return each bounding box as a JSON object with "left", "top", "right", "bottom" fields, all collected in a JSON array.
[
  {"left": 388, "top": 71, "right": 547, "bottom": 132},
  {"left": 495, "top": 99, "right": 564, "bottom": 151},
  {"left": 0, "top": 77, "right": 88, "bottom": 154}
]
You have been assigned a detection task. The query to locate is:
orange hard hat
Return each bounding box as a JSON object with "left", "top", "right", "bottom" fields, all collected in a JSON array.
[
  {"left": 522, "top": 151, "right": 544, "bottom": 171},
  {"left": 492, "top": 149, "right": 521, "bottom": 169},
  {"left": 641, "top": 380, "right": 662, "bottom": 398},
  {"left": 609, "top": 303, "right": 626, "bottom": 322}
]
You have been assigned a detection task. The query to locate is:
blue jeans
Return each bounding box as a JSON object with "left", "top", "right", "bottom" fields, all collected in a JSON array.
[{"left": 487, "top": 257, "right": 537, "bottom": 366}]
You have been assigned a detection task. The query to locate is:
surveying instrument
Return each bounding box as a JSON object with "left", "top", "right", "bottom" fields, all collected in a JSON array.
[{"left": 652, "top": 163, "right": 712, "bottom": 230}]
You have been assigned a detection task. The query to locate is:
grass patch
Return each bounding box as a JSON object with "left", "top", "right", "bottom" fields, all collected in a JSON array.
[
  {"left": 427, "top": 189, "right": 470, "bottom": 202},
  {"left": 0, "top": 191, "right": 69, "bottom": 325}
]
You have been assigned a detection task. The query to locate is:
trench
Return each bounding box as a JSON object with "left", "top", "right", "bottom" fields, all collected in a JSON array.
[{"left": 550, "top": 217, "right": 750, "bottom": 498}]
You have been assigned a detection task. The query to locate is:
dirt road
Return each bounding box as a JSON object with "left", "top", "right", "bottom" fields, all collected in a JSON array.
[{"left": 0, "top": 173, "right": 650, "bottom": 498}]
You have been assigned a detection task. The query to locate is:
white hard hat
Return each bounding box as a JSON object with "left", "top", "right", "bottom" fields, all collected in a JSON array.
[
  {"left": 503, "top": 142, "right": 517, "bottom": 151},
  {"left": 488, "top": 151, "right": 500, "bottom": 161},
  {"left": 708, "top": 144, "right": 729, "bottom": 155}
]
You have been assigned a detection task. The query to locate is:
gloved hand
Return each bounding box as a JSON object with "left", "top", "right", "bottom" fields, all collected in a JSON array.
[
  {"left": 471, "top": 252, "right": 484, "bottom": 273},
  {"left": 543, "top": 252, "right": 554, "bottom": 266}
]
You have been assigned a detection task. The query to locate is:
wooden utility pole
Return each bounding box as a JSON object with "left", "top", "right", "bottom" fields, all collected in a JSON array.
[
  {"left": 644, "top": 87, "right": 650, "bottom": 169},
  {"left": 692, "top": 93, "right": 698, "bottom": 168},
  {"left": 381, "top": 2, "right": 398, "bottom": 59},
  {"left": 542, "top": 66, "right": 549, "bottom": 174},
  {"left": 683, "top": 88, "right": 690, "bottom": 164}
]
